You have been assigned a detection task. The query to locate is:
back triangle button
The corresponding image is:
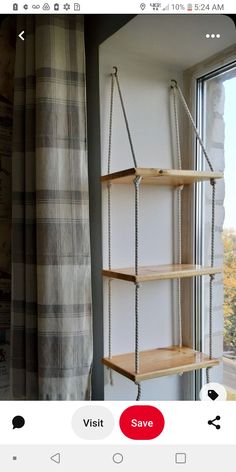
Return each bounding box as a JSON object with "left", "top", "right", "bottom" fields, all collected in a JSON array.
[{"left": 50, "top": 453, "right": 61, "bottom": 464}]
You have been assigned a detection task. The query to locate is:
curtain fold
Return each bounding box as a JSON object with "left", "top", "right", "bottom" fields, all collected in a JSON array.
[
  {"left": 11, "top": 15, "right": 93, "bottom": 400},
  {"left": 0, "top": 17, "right": 15, "bottom": 400}
]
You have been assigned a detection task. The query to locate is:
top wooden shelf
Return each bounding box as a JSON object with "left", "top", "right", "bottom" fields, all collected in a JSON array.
[
  {"left": 102, "top": 264, "right": 222, "bottom": 283},
  {"left": 101, "top": 168, "right": 223, "bottom": 186}
]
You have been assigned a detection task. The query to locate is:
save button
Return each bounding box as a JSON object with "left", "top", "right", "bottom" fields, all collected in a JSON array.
[{"left": 119, "top": 405, "right": 165, "bottom": 440}]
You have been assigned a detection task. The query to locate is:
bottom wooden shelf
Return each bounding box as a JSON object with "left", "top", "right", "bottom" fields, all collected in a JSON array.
[{"left": 102, "top": 346, "right": 219, "bottom": 382}]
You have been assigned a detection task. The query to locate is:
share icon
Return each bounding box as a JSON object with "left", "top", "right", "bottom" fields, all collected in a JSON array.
[{"left": 208, "top": 415, "right": 221, "bottom": 430}]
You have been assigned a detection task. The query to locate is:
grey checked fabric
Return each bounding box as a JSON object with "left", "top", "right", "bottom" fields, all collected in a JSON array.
[
  {"left": 0, "top": 97, "right": 13, "bottom": 399},
  {"left": 11, "top": 16, "right": 93, "bottom": 400}
]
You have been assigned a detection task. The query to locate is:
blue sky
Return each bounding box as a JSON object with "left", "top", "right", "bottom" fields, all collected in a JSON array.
[{"left": 223, "top": 78, "right": 236, "bottom": 230}]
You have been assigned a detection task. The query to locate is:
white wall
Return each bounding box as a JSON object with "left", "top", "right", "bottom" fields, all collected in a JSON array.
[{"left": 99, "top": 45, "right": 186, "bottom": 400}]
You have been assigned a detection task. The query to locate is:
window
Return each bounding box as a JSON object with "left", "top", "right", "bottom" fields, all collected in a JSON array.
[{"left": 197, "top": 63, "right": 236, "bottom": 392}]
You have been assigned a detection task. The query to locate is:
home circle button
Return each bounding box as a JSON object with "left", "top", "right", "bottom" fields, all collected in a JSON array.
[{"left": 119, "top": 405, "right": 165, "bottom": 440}]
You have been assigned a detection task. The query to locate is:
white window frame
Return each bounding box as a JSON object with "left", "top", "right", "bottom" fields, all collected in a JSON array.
[{"left": 183, "top": 45, "right": 236, "bottom": 399}]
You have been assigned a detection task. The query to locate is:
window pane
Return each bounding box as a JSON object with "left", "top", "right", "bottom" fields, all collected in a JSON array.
[
  {"left": 222, "top": 75, "right": 236, "bottom": 394},
  {"left": 204, "top": 69, "right": 236, "bottom": 393}
]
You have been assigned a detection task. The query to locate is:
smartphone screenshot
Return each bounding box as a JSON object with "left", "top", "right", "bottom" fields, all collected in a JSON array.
[{"left": 0, "top": 0, "right": 236, "bottom": 470}]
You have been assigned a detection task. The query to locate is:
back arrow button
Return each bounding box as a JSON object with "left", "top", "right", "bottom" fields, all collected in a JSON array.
[
  {"left": 18, "top": 31, "right": 25, "bottom": 41},
  {"left": 50, "top": 453, "right": 61, "bottom": 464}
]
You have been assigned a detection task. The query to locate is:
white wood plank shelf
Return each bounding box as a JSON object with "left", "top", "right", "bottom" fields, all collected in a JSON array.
[
  {"left": 102, "top": 346, "right": 219, "bottom": 382},
  {"left": 102, "top": 264, "right": 222, "bottom": 283},
  {"left": 101, "top": 168, "right": 223, "bottom": 186}
]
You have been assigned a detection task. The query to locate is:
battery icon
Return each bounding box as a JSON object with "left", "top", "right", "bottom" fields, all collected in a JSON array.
[{"left": 187, "top": 3, "right": 192, "bottom": 10}]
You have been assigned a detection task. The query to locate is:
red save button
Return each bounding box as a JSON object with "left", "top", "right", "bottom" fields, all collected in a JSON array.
[{"left": 119, "top": 405, "right": 165, "bottom": 440}]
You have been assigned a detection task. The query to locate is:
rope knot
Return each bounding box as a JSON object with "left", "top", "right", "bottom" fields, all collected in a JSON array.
[
  {"left": 210, "top": 178, "right": 216, "bottom": 187},
  {"left": 210, "top": 273, "right": 215, "bottom": 282}
]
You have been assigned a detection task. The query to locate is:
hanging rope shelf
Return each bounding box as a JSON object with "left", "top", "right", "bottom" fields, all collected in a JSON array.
[{"left": 101, "top": 67, "right": 223, "bottom": 400}]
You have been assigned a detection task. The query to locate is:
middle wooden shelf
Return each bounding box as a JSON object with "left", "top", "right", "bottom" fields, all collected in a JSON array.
[
  {"left": 102, "top": 263, "right": 222, "bottom": 283},
  {"left": 101, "top": 167, "right": 223, "bottom": 185}
]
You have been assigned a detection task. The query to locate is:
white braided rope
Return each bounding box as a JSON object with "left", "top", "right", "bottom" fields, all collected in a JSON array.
[
  {"left": 136, "top": 383, "right": 142, "bottom": 401},
  {"left": 134, "top": 176, "right": 142, "bottom": 400},
  {"left": 171, "top": 80, "right": 216, "bottom": 384},
  {"left": 172, "top": 86, "right": 182, "bottom": 171},
  {"left": 107, "top": 68, "right": 141, "bottom": 398},
  {"left": 206, "top": 180, "right": 216, "bottom": 383},
  {"left": 107, "top": 72, "right": 115, "bottom": 385},
  {"left": 113, "top": 67, "right": 138, "bottom": 168},
  {"left": 172, "top": 84, "right": 183, "bottom": 348},
  {"left": 172, "top": 80, "right": 214, "bottom": 172},
  {"left": 177, "top": 189, "right": 183, "bottom": 348}
]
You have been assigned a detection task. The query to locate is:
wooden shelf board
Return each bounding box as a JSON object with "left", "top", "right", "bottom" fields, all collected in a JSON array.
[
  {"left": 102, "top": 346, "right": 219, "bottom": 382},
  {"left": 101, "top": 168, "right": 223, "bottom": 186},
  {"left": 102, "top": 264, "right": 222, "bottom": 282}
]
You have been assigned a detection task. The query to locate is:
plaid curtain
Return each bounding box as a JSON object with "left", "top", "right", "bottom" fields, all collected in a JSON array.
[
  {"left": 0, "top": 97, "right": 12, "bottom": 399},
  {"left": 11, "top": 16, "right": 93, "bottom": 400}
]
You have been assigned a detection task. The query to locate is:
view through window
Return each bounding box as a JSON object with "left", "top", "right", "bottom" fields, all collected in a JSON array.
[{"left": 223, "top": 74, "right": 236, "bottom": 393}]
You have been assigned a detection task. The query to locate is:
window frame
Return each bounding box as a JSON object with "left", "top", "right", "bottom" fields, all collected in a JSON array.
[{"left": 186, "top": 53, "right": 236, "bottom": 399}]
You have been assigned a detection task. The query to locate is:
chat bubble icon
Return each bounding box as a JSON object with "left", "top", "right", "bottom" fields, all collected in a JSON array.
[{"left": 12, "top": 416, "right": 25, "bottom": 429}]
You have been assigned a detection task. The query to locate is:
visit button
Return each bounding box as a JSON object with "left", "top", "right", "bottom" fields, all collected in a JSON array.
[{"left": 119, "top": 405, "right": 165, "bottom": 440}]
